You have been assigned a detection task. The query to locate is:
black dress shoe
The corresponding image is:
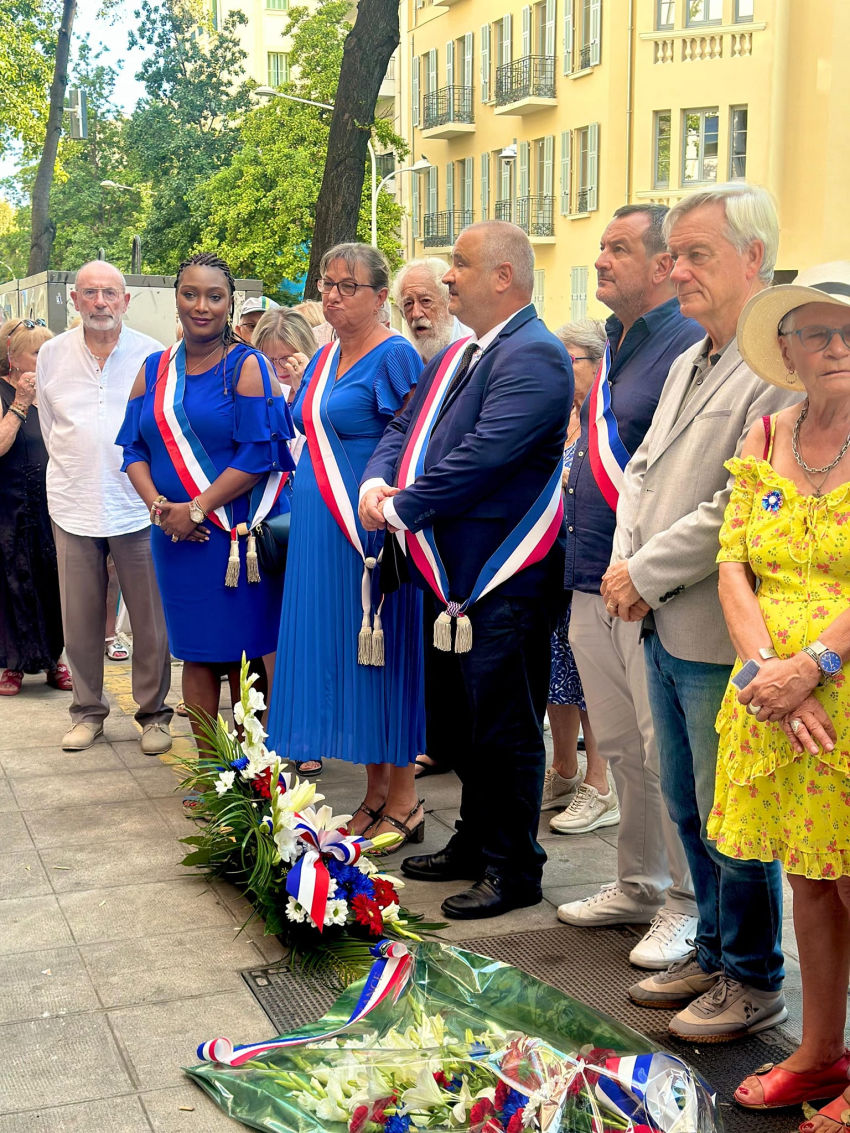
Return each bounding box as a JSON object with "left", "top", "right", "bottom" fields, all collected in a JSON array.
[
  {"left": 440, "top": 871, "right": 543, "bottom": 920},
  {"left": 401, "top": 845, "right": 484, "bottom": 882}
]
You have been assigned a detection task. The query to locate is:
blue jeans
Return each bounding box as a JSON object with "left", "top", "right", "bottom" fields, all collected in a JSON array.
[{"left": 644, "top": 633, "right": 784, "bottom": 992}]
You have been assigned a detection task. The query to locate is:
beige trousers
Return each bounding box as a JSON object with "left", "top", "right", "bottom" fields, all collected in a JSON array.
[
  {"left": 569, "top": 590, "right": 696, "bottom": 915},
  {"left": 52, "top": 524, "right": 173, "bottom": 727}
]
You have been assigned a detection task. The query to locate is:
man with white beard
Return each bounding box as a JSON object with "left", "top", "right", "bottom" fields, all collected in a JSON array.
[{"left": 392, "top": 258, "right": 472, "bottom": 362}]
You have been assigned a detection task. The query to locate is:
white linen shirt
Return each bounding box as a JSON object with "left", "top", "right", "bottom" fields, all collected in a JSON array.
[{"left": 36, "top": 323, "right": 165, "bottom": 537}]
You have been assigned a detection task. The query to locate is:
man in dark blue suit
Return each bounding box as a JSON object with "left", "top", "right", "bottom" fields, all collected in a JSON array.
[{"left": 359, "top": 221, "right": 573, "bottom": 918}]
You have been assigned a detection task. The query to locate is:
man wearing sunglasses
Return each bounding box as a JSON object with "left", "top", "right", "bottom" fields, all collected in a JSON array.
[
  {"left": 557, "top": 204, "right": 704, "bottom": 972},
  {"left": 36, "top": 261, "right": 173, "bottom": 755}
]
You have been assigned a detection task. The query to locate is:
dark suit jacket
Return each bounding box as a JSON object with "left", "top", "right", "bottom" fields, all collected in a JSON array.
[{"left": 362, "top": 304, "right": 573, "bottom": 602}]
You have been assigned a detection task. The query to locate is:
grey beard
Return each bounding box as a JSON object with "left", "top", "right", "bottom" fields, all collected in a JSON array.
[{"left": 416, "top": 322, "right": 454, "bottom": 362}]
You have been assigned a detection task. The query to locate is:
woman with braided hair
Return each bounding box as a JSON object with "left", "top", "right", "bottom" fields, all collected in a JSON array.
[{"left": 118, "top": 253, "right": 295, "bottom": 740}]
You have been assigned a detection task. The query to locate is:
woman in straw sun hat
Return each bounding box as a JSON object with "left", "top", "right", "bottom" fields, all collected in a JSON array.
[{"left": 708, "top": 262, "right": 850, "bottom": 1129}]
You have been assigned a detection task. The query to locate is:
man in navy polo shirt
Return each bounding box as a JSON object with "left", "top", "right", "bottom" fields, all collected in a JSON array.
[{"left": 556, "top": 204, "right": 704, "bottom": 970}]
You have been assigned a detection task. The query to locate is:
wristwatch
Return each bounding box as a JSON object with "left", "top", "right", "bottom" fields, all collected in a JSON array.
[
  {"left": 189, "top": 497, "right": 207, "bottom": 524},
  {"left": 801, "top": 639, "right": 843, "bottom": 681}
]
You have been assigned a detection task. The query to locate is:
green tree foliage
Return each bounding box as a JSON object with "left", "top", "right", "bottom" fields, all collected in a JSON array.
[
  {"left": 125, "top": 0, "right": 254, "bottom": 272},
  {"left": 194, "top": 0, "right": 406, "bottom": 299},
  {"left": 0, "top": 0, "right": 58, "bottom": 158}
]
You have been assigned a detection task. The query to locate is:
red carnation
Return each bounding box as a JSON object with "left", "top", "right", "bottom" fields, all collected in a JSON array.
[
  {"left": 371, "top": 877, "right": 399, "bottom": 910},
  {"left": 433, "top": 1071, "right": 450, "bottom": 1088},
  {"left": 495, "top": 1080, "right": 510, "bottom": 1108},
  {"left": 470, "top": 1098, "right": 498, "bottom": 1130},
  {"left": 506, "top": 1114, "right": 523, "bottom": 1133},
  {"left": 351, "top": 894, "right": 384, "bottom": 936},
  {"left": 349, "top": 1105, "right": 369, "bottom": 1133},
  {"left": 254, "top": 767, "right": 273, "bottom": 799},
  {"left": 369, "top": 1094, "right": 397, "bottom": 1123}
]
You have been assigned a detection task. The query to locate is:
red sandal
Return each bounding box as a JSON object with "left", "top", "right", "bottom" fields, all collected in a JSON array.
[
  {"left": 735, "top": 1051, "right": 850, "bottom": 1110},
  {"left": 46, "top": 663, "right": 73, "bottom": 691},
  {"left": 800, "top": 1087, "right": 850, "bottom": 1130},
  {"left": 0, "top": 670, "right": 23, "bottom": 696}
]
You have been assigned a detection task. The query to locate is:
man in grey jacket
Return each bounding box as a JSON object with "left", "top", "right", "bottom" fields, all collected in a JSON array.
[{"left": 603, "top": 183, "right": 801, "bottom": 1042}]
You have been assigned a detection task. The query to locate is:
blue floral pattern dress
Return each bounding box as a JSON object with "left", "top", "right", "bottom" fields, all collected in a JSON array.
[{"left": 548, "top": 440, "right": 585, "bottom": 708}]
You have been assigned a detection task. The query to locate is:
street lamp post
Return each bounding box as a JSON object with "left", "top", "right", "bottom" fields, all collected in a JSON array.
[{"left": 254, "top": 87, "right": 430, "bottom": 250}]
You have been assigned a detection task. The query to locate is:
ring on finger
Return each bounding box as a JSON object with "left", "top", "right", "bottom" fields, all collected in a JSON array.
[
  {"left": 790, "top": 717, "right": 802, "bottom": 734},
  {"left": 746, "top": 703, "right": 763, "bottom": 716},
  {"left": 171, "top": 534, "right": 179, "bottom": 543}
]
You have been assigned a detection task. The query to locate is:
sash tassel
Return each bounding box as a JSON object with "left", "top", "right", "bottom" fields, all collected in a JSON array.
[
  {"left": 357, "top": 555, "right": 384, "bottom": 667},
  {"left": 225, "top": 529, "right": 240, "bottom": 588},
  {"left": 433, "top": 601, "right": 472, "bottom": 654}
]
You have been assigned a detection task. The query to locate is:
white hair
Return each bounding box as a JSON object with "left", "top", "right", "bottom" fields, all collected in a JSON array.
[
  {"left": 391, "top": 258, "right": 451, "bottom": 307},
  {"left": 555, "top": 318, "right": 607, "bottom": 363},
  {"left": 663, "top": 182, "right": 779, "bottom": 283},
  {"left": 74, "top": 260, "right": 127, "bottom": 291}
]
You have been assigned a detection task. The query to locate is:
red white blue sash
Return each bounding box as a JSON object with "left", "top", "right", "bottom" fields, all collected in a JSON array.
[
  {"left": 587, "top": 342, "right": 630, "bottom": 511},
  {"left": 301, "top": 342, "right": 384, "bottom": 665},
  {"left": 153, "top": 342, "right": 284, "bottom": 535},
  {"left": 197, "top": 941, "right": 412, "bottom": 1067},
  {"left": 396, "top": 336, "right": 565, "bottom": 652}
]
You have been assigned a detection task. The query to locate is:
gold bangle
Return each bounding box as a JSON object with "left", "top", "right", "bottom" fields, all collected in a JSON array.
[{"left": 8, "top": 405, "right": 27, "bottom": 423}]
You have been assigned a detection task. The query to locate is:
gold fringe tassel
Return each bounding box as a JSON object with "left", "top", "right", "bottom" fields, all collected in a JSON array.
[
  {"left": 246, "top": 533, "right": 260, "bottom": 583},
  {"left": 454, "top": 613, "right": 472, "bottom": 653},
  {"left": 433, "top": 610, "right": 453, "bottom": 652},
  {"left": 225, "top": 530, "right": 240, "bottom": 587},
  {"left": 371, "top": 600, "right": 385, "bottom": 667}
]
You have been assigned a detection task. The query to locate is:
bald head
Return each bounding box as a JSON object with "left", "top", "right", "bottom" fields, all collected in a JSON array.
[
  {"left": 71, "top": 261, "right": 130, "bottom": 333},
  {"left": 74, "top": 260, "right": 126, "bottom": 291},
  {"left": 442, "top": 221, "right": 536, "bottom": 338}
]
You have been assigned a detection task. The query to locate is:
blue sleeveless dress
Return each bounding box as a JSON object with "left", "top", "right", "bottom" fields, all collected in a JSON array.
[
  {"left": 266, "top": 336, "right": 426, "bottom": 766},
  {"left": 117, "top": 345, "right": 295, "bottom": 663}
]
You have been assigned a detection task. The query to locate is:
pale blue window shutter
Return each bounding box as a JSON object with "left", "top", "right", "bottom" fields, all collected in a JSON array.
[
  {"left": 519, "top": 141, "right": 530, "bottom": 198},
  {"left": 463, "top": 157, "right": 474, "bottom": 214},
  {"left": 463, "top": 33, "right": 474, "bottom": 87},
  {"left": 446, "top": 161, "right": 454, "bottom": 213},
  {"left": 587, "top": 122, "right": 599, "bottom": 210},
  {"left": 590, "top": 0, "right": 601, "bottom": 65},
  {"left": 481, "top": 152, "right": 490, "bottom": 218},
  {"left": 545, "top": 0, "right": 556, "bottom": 56},
  {"left": 481, "top": 24, "right": 491, "bottom": 102},
  {"left": 412, "top": 54, "right": 420, "bottom": 127},
  {"left": 412, "top": 172, "right": 420, "bottom": 237},
  {"left": 560, "top": 130, "right": 571, "bottom": 214},
  {"left": 522, "top": 6, "right": 531, "bottom": 56},
  {"left": 543, "top": 134, "right": 554, "bottom": 196},
  {"left": 563, "top": 0, "right": 573, "bottom": 73}
]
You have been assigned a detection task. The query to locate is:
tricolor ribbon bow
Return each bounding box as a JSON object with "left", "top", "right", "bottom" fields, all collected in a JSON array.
[
  {"left": 197, "top": 940, "right": 412, "bottom": 1067},
  {"left": 285, "top": 805, "right": 370, "bottom": 932}
]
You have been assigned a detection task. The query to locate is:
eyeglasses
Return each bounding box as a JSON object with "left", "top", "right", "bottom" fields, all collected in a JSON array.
[
  {"left": 316, "top": 278, "right": 376, "bottom": 298},
  {"left": 779, "top": 323, "right": 850, "bottom": 353},
  {"left": 78, "top": 288, "right": 122, "bottom": 302},
  {"left": 269, "top": 356, "right": 296, "bottom": 370},
  {"left": 569, "top": 354, "right": 594, "bottom": 363}
]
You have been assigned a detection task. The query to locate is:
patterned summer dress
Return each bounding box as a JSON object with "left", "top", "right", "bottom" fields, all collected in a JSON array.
[
  {"left": 548, "top": 439, "right": 585, "bottom": 708},
  {"left": 708, "top": 417, "right": 850, "bottom": 879}
]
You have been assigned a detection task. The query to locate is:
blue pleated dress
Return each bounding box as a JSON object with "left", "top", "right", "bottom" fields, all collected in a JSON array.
[
  {"left": 117, "top": 345, "right": 295, "bottom": 663},
  {"left": 266, "top": 336, "right": 426, "bottom": 766}
]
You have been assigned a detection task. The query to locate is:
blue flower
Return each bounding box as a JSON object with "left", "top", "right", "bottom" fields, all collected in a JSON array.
[
  {"left": 468, "top": 1041, "right": 489, "bottom": 1058},
  {"left": 761, "top": 489, "right": 783, "bottom": 513},
  {"left": 384, "top": 1116, "right": 411, "bottom": 1133},
  {"left": 447, "top": 1075, "right": 463, "bottom": 1093},
  {"left": 230, "top": 756, "right": 249, "bottom": 770},
  {"left": 502, "top": 1088, "right": 528, "bottom": 1120}
]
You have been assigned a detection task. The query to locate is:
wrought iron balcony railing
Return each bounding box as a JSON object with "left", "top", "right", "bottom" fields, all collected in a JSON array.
[
  {"left": 375, "top": 153, "right": 395, "bottom": 181},
  {"left": 514, "top": 195, "right": 555, "bottom": 237},
  {"left": 495, "top": 55, "right": 556, "bottom": 106},
  {"left": 423, "top": 85, "right": 474, "bottom": 130},
  {"left": 578, "top": 43, "right": 594, "bottom": 69},
  {"left": 576, "top": 188, "right": 590, "bottom": 213},
  {"left": 494, "top": 200, "right": 513, "bottom": 222},
  {"left": 423, "top": 209, "right": 473, "bottom": 247}
]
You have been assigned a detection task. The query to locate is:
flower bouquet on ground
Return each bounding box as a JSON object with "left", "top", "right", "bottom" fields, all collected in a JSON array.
[
  {"left": 174, "top": 656, "right": 442, "bottom": 981},
  {"left": 186, "top": 941, "right": 719, "bottom": 1133}
]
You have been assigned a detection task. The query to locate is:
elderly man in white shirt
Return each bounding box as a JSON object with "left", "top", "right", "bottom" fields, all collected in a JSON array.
[
  {"left": 392, "top": 258, "right": 472, "bottom": 363},
  {"left": 37, "top": 261, "right": 173, "bottom": 754}
]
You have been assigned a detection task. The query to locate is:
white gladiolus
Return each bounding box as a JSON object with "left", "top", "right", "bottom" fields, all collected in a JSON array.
[{"left": 214, "top": 770, "right": 235, "bottom": 795}]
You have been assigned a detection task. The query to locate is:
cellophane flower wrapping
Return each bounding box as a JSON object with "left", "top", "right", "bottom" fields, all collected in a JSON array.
[{"left": 185, "top": 942, "right": 719, "bottom": 1133}]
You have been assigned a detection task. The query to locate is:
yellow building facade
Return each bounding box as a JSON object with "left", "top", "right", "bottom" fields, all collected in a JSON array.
[{"left": 396, "top": 0, "right": 850, "bottom": 324}]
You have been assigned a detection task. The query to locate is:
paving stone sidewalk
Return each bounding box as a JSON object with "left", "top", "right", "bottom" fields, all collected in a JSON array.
[{"left": 0, "top": 659, "right": 803, "bottom": 1130}]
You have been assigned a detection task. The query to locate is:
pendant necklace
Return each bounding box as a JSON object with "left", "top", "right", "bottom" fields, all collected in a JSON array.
[{"left": 791, "top": 398, "right": 850, "bottom": 497}]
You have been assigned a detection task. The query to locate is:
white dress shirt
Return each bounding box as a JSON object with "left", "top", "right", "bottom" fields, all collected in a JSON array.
[
  {"left": 362, "top": 313, "right": 515, "bottom": 530},
  {"left": 37, "top": 323, "right": 165, "bottom": 538}
]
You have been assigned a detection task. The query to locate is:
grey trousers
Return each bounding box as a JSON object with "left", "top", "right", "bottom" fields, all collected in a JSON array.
[
  {"left": 569, "top": 591, "right": 696, "bottom": 915},
  {"left": 52, "top": 523, "right": 173, "bottom": 727}
]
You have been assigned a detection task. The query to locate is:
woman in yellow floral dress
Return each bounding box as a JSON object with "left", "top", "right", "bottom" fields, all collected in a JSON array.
[{"left": 710, "top": 264, "right": 850, "bottom": 1133}]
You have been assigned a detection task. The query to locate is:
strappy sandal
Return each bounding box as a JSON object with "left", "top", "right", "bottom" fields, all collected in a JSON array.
[
  {"left": 800, "top": 1088, "right": 850, "bottom": 1130},
  {"left": 367, "top": 800, "right": 425, "bottom": 856},
  {"left": 0, "top": 670, "right": 23, "bottom": 696},
  {"left": 105, "top": 636, "right": 130, "bottom": 661},
  {"left": 46, "top": 663, "right": 72, "bottom": 691},
  {"left": 350, "top": 801, "right": 385, "bottom": 835},
  {"left": 736, "top": 1053, "right": 850, "bottom": 1110}
]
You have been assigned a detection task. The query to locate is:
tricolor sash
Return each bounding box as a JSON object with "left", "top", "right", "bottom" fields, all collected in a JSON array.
[
  {"left": 153, "top": 342, "right": 286, "bottom": 586},
  {"left": 197, "top": 940, "right": 412, "bottom": 1067},
  {"left": 396, "top": 336, "right": 565, "bottom": 654},
  {"left": 301, "top": 342, "right": 385, "bottom": 666},
  {"left": 587, "top": 341, "right": 630, "bottom": 511}
]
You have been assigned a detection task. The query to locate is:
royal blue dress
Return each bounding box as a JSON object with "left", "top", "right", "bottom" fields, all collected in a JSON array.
[
  {"left": 266, "top": 336, "right": 426, "bottom": 766},
  {"left": 117, "top": 345, "right": 295, "bottom": 663}
]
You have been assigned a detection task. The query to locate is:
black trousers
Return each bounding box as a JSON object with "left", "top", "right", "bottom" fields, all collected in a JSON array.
[{"left": 424, "top": 590, "right": 553, "bottom": 887}]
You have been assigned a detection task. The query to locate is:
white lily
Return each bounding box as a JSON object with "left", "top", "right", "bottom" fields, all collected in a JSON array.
[
  {"left": 314, "top": 1076, "right": 349, "bottom": 1123},
  {"left": 401, "top": 1065, "right": 445, "bottom": 1110},
  {"left": 381, "top": 901, "right": 401, "bottom": 924},
  {"left": 214, "top": 769, "right": 235, "bottom": 796},
  {"left": 450, "top": 1076, "right": 473, "bottom": 1124},
  {"left": 374, "top": 871, "right": 405, "bottom": 889}
]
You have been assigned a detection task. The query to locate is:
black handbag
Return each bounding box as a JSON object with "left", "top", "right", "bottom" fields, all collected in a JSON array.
[{"left": 254, "top": 511, "right": 291, "bottom": 576}]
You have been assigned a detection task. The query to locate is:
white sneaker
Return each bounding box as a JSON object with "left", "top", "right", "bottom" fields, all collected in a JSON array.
[
  {"left": 541, "top": 767, "right": 582, "bottom": 810},
  {"left": 549, "top": 783, "right": 620, "bottom": 833},
  {"left": 557, "top": 882, "right": 659, "bottom": 927},
  {"left": 629, "top": 910, "right": 699, "bottom": 969}
]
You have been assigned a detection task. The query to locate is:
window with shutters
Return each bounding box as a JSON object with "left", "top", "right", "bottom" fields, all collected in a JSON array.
[
  {"left": 427, "top": 167, "right": 438, "bottom": 215},
  {"left": 412, "top": 172, "right": 420, "bottom": 239},
  {"left": 267, "top": 53, "right": 289, "bottom": 87},
  {"left": 563, "top": 0, "right": 573, "bottom": 74},
  {"left": 496, "top": 14, "right": 512, "bottom": 68},
  {"left": 682, "top": 107, "right": 719, "bottom": 183},
  {"left": 575, "top": 123, "right": 598, "bottom": 212},
  {"left": 462, "top": 156, "right": 474, "bottom": 215},
  {"left": 571, "top": 265, "right": 588, "bottom": 320},
  {"left": 495, "top": 149, "right": 514, "bottom": 222},
  {"left": 446, "top": 162, "right": 455, "bottom": 214},
  {"left": 730, "top": 106, "right": 748, "bottom": 179},
  {"left": 577, "top": 0, "right": 601, "bottom": 70},
  {"left": 560, "top": 130, "right": 571, "bottom": 215},
  {"left": 654, "top": 111, "right": 671, "bottom": 188},
  {"left": 266, "top": 0, "right": 288, "bottom": 9},
  {"left": 412, "top": 54, "right": 420, "bottom": 127},
  {"left": 532, "top": 0, "right": 556, "bottom": 56},
  {"left": 533, "top": 269, "right": 546, "bottom": 318},
  {"left": 481, "top": 152, "right": 490, "bottom": 219},
  {"left": 481, "top": 23, "right": 491, "bottom": 102},
  {"left": 425, "top": 48, "right": 438, "bottom": 97},
  {"left": 518, "top": 136, "right": 554, "bottom": 236}
]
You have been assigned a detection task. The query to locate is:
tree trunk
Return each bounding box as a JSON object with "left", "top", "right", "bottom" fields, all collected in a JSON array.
[
  {"left": 27, "top": 0, "right": 76, "bottom": 276},
  {"left": 303, "top": 0, "right": 399, "bottom": 299}
]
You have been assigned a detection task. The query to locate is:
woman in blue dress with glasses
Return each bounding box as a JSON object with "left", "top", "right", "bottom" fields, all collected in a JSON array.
[{"left": 266, "top": 243, "right": 426, "bottom": 852}]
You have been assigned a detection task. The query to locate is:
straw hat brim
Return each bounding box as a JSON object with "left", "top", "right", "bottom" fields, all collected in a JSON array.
[{"left": 737, "top": 284, "right": 850, "bottom": 390}]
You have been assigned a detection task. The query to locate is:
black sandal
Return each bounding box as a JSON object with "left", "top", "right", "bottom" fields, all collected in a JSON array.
[
  {"left": 367, "top": 800, "right": 425, "bottom": 855},
  {"left": 414, "top": 755, "right": 450, "bottom": 779},
  {"left": 350, "top": 800, "right": 384, "bottom": 835},
  {"left": 295, "top": 759, "right": 323, "bottom": 776}
]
